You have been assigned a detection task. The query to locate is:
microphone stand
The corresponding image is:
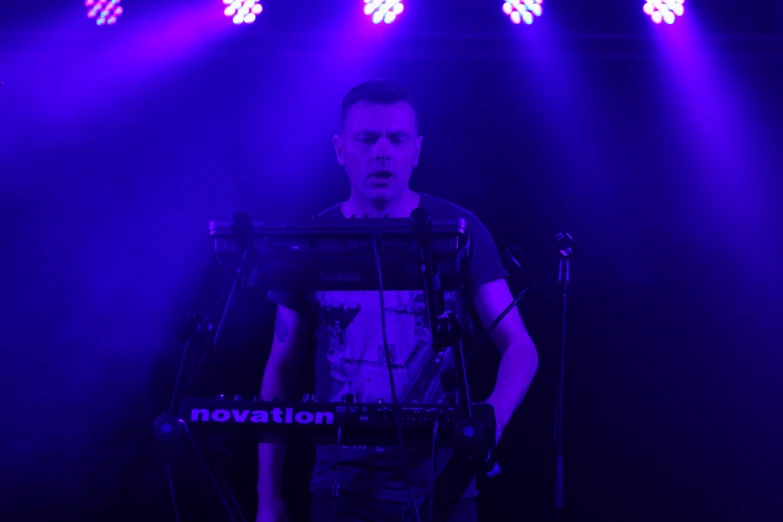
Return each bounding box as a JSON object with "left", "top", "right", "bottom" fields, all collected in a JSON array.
[
  {"left": 410, "top": 208, "right": 469, "bottom": 412},
  {"left": 411, "top": 209, "right": 497, "bottom": 522},
  {"left": 152, "top": 212, "right": 255, "bottom": 522},
  {"left": 552, "top": 232, "right": 576, "bottom": 522}
]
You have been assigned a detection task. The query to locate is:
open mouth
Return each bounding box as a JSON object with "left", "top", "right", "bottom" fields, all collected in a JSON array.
[{"left": 370, "top": 170, "right": 393, "bottom": 180}]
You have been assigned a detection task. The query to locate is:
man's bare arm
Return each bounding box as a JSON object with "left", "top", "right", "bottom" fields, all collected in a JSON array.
[
  {"left": 258, "top": 305, "right": 309, "bottom": 505},
  {"left": 473, "top": 278, "right": 538, "bottom": 442}
]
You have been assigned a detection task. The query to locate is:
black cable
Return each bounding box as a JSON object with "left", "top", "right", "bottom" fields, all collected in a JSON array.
[
  {"left": 464, "top": 283, "right": 535, "bottom": 365},
  {"left": 372, "top": 229, "right": 421, "bottom": 522},
  {"left": 331, "top": 426, "right": 342, "bottom": 522},
  {"left": 168, "top": 339, "right": 191, "bottom": 416},
  {"left": 166, "top": 465, "right": 181, "bottom": 522},
  {"left": 464, "top": 246, "right": 535, "bottom": 363}
]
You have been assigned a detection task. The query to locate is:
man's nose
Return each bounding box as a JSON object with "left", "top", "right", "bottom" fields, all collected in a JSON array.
[{"left": 372, "top": 136, "right": 393, "bottom": 157}]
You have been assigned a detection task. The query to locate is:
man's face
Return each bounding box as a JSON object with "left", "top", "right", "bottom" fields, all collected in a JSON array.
[{"left": 334, "top": 101, "right": 423, "bottom": 203}]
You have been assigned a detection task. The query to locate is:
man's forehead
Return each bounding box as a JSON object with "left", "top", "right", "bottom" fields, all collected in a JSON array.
[{"left": 344, "top": 101, "right": 417, "bottom": 131}]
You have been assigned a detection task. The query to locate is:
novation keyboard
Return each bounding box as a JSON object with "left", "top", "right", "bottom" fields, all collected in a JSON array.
[
  {"left": 179, "top": 395, "right": 495, "bottom": 449},
  {"left": 207, "top": 216, "right": 469, "bottom": 291}
]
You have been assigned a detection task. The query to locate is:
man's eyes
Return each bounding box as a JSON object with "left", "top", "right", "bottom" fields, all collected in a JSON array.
[{"left": 357, "top": 133, "right": 408, "bottom": 143}]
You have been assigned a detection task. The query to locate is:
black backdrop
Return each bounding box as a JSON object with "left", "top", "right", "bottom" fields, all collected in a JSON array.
[{"left": 1, "top": 2, "right": 782, "bottom": 521}]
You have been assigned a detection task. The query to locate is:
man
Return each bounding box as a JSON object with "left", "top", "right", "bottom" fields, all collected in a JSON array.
[{"left": 257, "top": 80, "right": 538, "bottom": 522}]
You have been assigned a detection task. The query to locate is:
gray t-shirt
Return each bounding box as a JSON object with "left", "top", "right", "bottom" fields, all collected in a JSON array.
[{"left": 267, "top": 192, "right": 507, "bottom": 504}]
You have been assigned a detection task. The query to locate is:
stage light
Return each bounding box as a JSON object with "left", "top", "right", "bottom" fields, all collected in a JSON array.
[
  {"left": 643, "top": 0, "right": 685, "bottom": 25},
  {"left": 503, "top": 0, "right": 543, "bottom": 25},
  {"left": 364, "top": 0, "right": 404, "bottom": 25},
  {"left": 223, "top": 0, "right": 263, "bottom": 25},
  {"left": 86, "top": 0, "right": 124, "bottom": 26}
]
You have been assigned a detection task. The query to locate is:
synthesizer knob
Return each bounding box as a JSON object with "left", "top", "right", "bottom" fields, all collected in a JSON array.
[
  {"left": 341, "top": 393, "right": 355, "bottom": 404},
  {"left": 233, "top": 395, "right": 243, "bottom": 401},
  {"left": 215, "top": 394, "right": 225, "bottom": 400}
]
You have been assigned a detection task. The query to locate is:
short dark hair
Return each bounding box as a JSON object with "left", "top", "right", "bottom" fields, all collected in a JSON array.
[{"left": 341, "top": 79, "right": 419, "bottom": 132}]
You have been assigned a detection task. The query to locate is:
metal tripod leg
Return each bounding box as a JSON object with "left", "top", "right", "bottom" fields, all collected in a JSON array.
[{"left": 184, "top": 430, "right": 248, "bottom": 522}]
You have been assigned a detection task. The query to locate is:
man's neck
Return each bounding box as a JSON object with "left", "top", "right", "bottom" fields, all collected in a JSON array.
[{"left": 341, "top": 189, "right": 421, "bottom": 218}]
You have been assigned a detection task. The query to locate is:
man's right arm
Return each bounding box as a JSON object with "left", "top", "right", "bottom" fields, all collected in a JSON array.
[{"left": 257, "top": 304, "right": 309, "bottom": 512}]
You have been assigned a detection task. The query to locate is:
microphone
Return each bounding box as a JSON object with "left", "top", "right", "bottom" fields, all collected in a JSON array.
[
  {"left": 552, "top": 232, "right": 576, "bottom": 284},
  {"left": 409, "top": 207, "right": 432, "bottom": 247},
  {"left": 231, "top": 211, "right": 253, "bottom": 253}
]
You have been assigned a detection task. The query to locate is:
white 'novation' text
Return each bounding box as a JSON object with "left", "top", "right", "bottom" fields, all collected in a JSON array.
[{"left": 190, "top": 407, "right": 334, "bottom": 425}]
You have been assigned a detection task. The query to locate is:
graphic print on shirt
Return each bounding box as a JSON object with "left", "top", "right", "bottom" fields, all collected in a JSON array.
[{"left": 314, "top": 290, "right": 459, "bottom": 405}]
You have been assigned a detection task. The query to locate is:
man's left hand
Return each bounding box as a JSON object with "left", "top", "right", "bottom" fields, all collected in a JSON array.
[{"left": 486, "top": 399, "right": 509, "bottom": 445}]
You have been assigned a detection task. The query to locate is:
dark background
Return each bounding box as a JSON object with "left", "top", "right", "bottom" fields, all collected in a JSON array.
[{"left": 1, "top": 1, "right": 782, "bottom": 521}]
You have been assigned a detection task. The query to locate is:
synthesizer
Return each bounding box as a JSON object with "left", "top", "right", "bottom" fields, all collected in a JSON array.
[
  {"left": 178, "top": 394, "right": 495, "bottom": 449},
  {"left": 207, "top": 216, "right": 470, "bottom": 291}
]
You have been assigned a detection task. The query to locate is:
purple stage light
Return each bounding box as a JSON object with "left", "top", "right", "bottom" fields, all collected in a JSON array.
[
  {"left": 364, "top": 0, "right": 404, "bottom": 25},
  {"left": 644, "top": 0, "right": 685, "bottom": 25},
  {"left": 86, "top": 0, "right": 123, "bottom": 26},
  {"left": 223, "top": 0, "right": 263, "bottom": 25},
  {"left": 503, "top": 0, "right": 543, "bottom": 25}
]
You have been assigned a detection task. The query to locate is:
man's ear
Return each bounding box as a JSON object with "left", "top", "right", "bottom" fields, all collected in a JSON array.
[
  {"left": 413, "top": 135, "right": 423, "bottom": 167},
  {"left": 333, "top": 134, "right": 345, "bottom": 167}
]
